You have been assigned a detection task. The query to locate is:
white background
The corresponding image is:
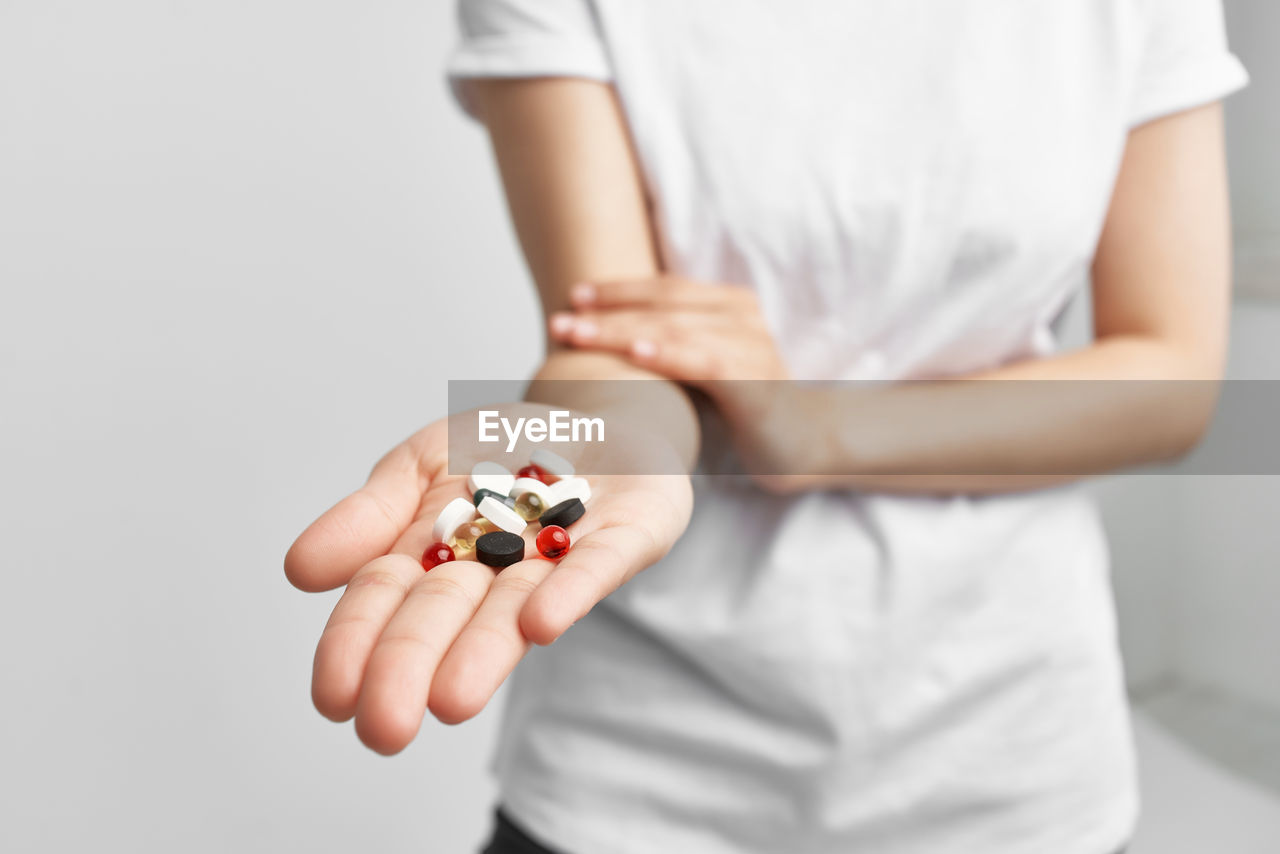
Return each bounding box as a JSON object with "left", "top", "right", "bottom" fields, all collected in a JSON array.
[{"left": 1, "top": 1, "right": 1276, "bottom": 852}]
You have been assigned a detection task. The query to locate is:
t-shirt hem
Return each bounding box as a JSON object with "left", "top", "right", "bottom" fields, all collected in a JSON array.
[{"left": 496, "top": 785, "right": 1141, "bottom": 854}]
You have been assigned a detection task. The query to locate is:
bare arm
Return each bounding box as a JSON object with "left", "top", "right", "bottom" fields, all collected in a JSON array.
[{"left": 472, "top": 78, "right": 700, "bottom": 467}]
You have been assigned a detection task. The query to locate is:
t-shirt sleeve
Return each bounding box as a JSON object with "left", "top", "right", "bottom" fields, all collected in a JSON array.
[
  {"left": 1127, "top": 0, "right": 1248, "bottom": 128},
  {"left": 445, "top": 0, "right": 613, "bottom": 119}
]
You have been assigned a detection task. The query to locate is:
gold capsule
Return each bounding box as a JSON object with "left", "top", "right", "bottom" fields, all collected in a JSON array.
[
  {"left": 450, "top": 518, "right": 496, "bottom": 554},
  {"left": 513, "top": 491, "right": 546, "bottom": 522}
]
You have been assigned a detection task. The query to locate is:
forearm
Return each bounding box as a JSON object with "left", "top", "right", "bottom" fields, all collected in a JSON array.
[
  {"left": 800, "top": 336, "right": 1217, "bottom": 494},
  {"left": 467, "top": 77, "right": 702, "bottom": 473}
]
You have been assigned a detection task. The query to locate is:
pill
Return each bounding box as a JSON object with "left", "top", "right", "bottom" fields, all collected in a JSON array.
[
  {"left": 530, "top": 449, "right": 575, "bottom": 479},
  {"left": 473, "top": 488, "right": 515, "bottom": 509},
  {"left": 538, "top": 497, "right": 585, "bottom": 529},
  {"left": 548, "top": 476, "right": 591, "bottom": 506},
  {"left": 432, "top": 497, "right": 476, "bottom": 542},
  {"left": 509, "top": 477, "right": 552, "bottom": 505},
  {"left": 517, "top": 464, "right": 548, "bottom": 483},
  {"left": 535, "top": 525, "right": 571, "bottom": 560},
  {"left": 478, "top": 495, "right": 527, "bottom": 535},
  {"left": 467, "top": 461, "right": 515, "bottom": 496},
  {"left": 513, "top": 491, "right": 547, "bottom": 522},
  {"left": 422, "top": 541, "right": 455, "bottom": 570},
  {"left": 450, "top": 518, "right": 496, "bottom": 553},
  {"left": 476, "top": 531, "right": 525, "bottom": 568}
]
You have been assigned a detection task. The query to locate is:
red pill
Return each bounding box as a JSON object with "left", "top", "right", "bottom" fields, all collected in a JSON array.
[
  {"left": 422, "top": 541, "right": 455, "bottom": 570},
  {"left": 517, "top": 464, "right": 548, "bottom": 483},
  {"left": 535, "top": 525, "right": 571, "bottom": 560}
]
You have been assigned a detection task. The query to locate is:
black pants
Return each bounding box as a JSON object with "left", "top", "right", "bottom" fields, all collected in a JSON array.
[
  {"left": 481, "top": 807, "right": 1128, "bottom": 854},
  {"left": 482, "top": 809, "right": 560, "bottom": 854}
]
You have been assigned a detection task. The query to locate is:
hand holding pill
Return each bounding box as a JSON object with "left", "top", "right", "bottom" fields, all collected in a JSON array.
[{"left": 284, "top": 405, "right": 692, "bottom": 754}]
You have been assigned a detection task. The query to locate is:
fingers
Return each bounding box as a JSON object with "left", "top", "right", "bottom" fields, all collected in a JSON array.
[
  {"left": 519, "top": 524, "right": 663, "bottom": 645},
  {"left": 353, "top": 559, "right": 497, "bottom": 755},
  {"left": 428, "top": 558, "right": 558, "bottom": 724},
  {"left": 311, "top": 552, "right": 424, "bottom": 722},
  {"left": 570, "top": 276, "right": 749, "bottom": 310},
  {"left": 549, "top": 308, "right": 723, "bottom": 383},
  {"left": 285, "top": 440, "right": 431, "bottom": 592},
  {"left": 549, "top": 308, "right": 675, "bottom": 355}
]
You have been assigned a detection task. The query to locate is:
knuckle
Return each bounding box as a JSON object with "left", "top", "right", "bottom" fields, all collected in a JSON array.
[
  {"left": 493, "top": 573, "right": 541, "bottom": 598},
  {"left": 321, "top": 611, "right": 379, "bottom": 636},
  {"left": 377, "top": 633, "right": 446, "bottom": 664},
  {"left": 345, "top": 566, "right": 409, "bottom": 595},
  {"left": 467, "top": 621, "right": 524, "bottom": 649},
  {"left": 408, "top": 573, "right": 484, "bottom": 612}
]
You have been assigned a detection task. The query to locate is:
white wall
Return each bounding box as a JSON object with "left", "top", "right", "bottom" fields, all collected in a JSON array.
[
  {"left": 1169, "top": 304, "right": 1280, "bottom": 710},
  {"left": 1224, "top": 0, "right": 1280, "bottom": 297},
  {"left": 0, "top": 2, "right": 531, "bottom": 851}
]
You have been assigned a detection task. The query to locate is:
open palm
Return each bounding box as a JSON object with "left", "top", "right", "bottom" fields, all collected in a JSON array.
[{"left": 285, "top": 414, "right": 692, "bottom": 754}]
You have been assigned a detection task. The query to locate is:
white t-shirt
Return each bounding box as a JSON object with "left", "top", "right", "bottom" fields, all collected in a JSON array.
[{"left": 448, "top": 3, "right": 1247, "bottom": 852}]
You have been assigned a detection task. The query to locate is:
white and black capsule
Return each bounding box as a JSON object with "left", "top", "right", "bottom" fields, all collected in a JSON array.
[
  {"left": 538, "top": 497, "right": 585, "bottom": 529},
  {"left": 473, "top": 488, "right": 515, "bottom": 508}
]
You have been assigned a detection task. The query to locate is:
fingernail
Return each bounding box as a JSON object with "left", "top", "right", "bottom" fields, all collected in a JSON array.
[
  {"left": 574, "top": 320, "right": 598, "bottom": 341},
  {"left": 570, "top": 282, "right": 595, "bottom": 305},
  {"left": 550, "top": 313, "right": 574, "bottom": 337},
  {"left": 631, "top": 339, "right": 657, "bottom": 359}
]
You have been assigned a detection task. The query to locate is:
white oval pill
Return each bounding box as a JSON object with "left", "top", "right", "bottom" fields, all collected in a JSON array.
[
  {"left": 508, "top": 477, "right": 552, "bottom": 505},
  {"left": 548, "top": 476, "right": 591, "bottom": 506},
  {"left": 530, "top": 449, "right": 575, "bottom": 478},
  {"left": 432, "top": 497, "right": 476, "bottom": 542},
  {"left": 478, "top": 495, "right": 527, "bottom": 535},
  {"left": 468, "top": 461, "right": 514, "bottom": 496}
]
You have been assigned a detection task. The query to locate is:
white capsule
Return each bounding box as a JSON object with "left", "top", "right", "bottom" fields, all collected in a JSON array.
[
  {"left": 530, "top": 449, "right": 575, "bottom": 478},
  {"left": 478, "top": 495, "right": 527, "bottom": 535},
  {"left": 432, "top": 497, "right": 476, "bottom": 542},
  {"left": 548, "top": 476, "right": 591, "bottom": 506},
  {"left": 467, "top": 461, "right": 514, "bottom": 496},
  {"left": 508, "top": 477, "right": 552, "bottom": 505}
]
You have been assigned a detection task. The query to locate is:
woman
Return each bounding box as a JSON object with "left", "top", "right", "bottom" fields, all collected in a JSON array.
[{"left": 286, "top": 1, "right": 1247, "bottom": 851}]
